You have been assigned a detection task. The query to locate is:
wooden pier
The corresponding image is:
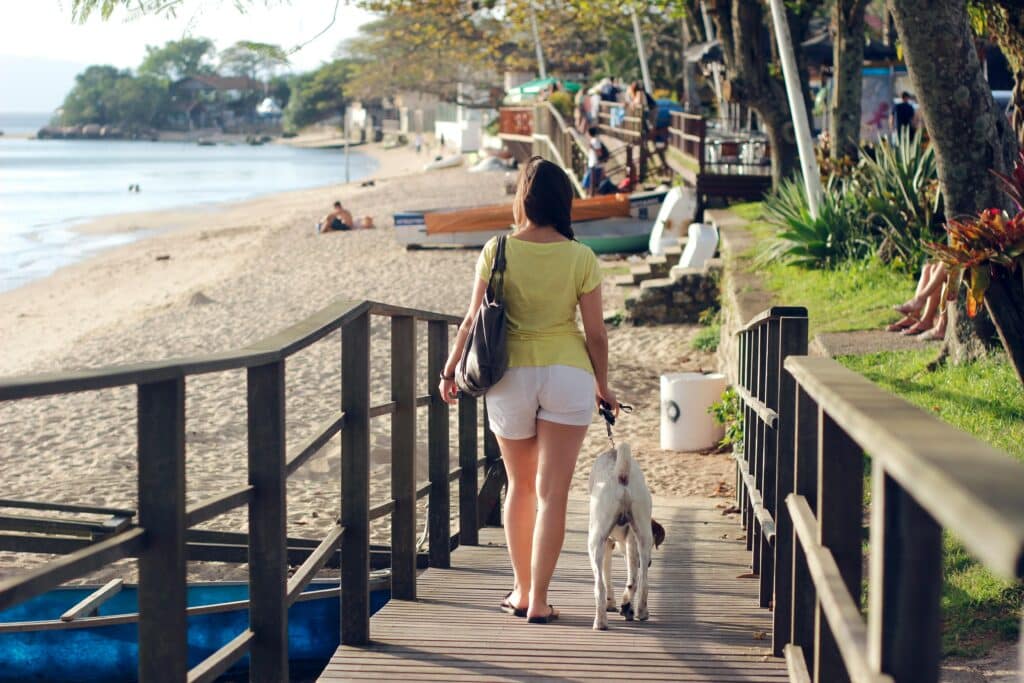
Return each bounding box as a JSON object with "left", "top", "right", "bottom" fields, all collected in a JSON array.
[{"left": 320, "top": 497, "right": 786, "bottom": 682}]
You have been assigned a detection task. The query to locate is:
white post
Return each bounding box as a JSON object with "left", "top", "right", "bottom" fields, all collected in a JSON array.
[
  {"left": 529, "top": 3, "right": 547, "bottom": 80},
  {"left": 630, "top": 7, "right": 653, "bottom": 95},
  {"left": 766, "top": 0, "right": 823, "bottom": 217}
]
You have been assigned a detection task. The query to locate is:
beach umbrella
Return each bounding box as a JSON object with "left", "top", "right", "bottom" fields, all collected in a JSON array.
[{"left": 505, "top": 78, "right": 582, "bottom": 102}]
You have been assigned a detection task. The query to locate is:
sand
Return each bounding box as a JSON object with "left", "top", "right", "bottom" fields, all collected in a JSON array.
[{"left": 0, "top": 143, "right": 730, "bottom": 586}]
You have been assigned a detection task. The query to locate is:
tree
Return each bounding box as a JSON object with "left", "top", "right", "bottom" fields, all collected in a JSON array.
[
  {"left": 219, "top": 41, "right": 289, "bottom": 84},
  {"left": 139, "top": 37, "right": 216, "bottom": 81},
  {"left": 890, "top": 0, "right": 1019, "bottom": 364},
  {"left": 973, "top": 1, "right": 1024, "bottom": 146},
  {"left": 283, "top": 59, "right": 357, "bottom": 130},
  {"left": 830, "top": 0, "right": 869, "bottom": 160},
  {"left": 707, "top": 0, "right": 822, "bottom": 187},
  {"left": 60, "top": 65, "right": 130, "bottom": 125},
  {"left": 112, "top": 74, "right": 170, "bottom": 127}
]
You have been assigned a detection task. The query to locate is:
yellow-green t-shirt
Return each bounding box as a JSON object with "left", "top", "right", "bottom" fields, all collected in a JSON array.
[{"left": 476, "top": 236, "right": 603, "bottom": 374}]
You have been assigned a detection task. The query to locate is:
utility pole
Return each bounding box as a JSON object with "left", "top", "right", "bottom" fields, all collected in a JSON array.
[
  {"left": 344, "top": 112, "right": 350, "bottom": 184},
  {"left": 766, "top": 0, "right": 823, "bottom": 217},
  {"left": 629, "top": 7, "right": 653, "bottom": 95},
  {"left": 529, "top": 3, "right": 547, "bottom": 79}
]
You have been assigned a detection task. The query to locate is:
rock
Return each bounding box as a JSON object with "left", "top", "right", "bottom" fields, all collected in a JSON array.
[{"left": 189, "top": 291, "right": 216, "bottom": 306}]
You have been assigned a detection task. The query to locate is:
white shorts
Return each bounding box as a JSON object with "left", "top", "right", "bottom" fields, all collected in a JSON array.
[{"left": 485, "top": 365, "right": 595, "bottom": 439}]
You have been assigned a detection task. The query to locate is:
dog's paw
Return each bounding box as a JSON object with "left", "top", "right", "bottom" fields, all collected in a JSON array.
[
  {"left": 605, "top": 601, "right": 617, "bottom": 612},
  {"left": 593, "top": 619, "right": 608, "bottom": 631},
  {"left": 620, "top": 602, "right": 634, "bottom": 621}
]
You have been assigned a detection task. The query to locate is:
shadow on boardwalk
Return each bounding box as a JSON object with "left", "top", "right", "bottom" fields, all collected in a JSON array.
[{"left": 319, "top": 497, "right": 786, "bottom": 682}]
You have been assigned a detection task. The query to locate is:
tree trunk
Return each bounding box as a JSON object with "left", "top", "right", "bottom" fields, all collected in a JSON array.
[
  {"left": 830, "top": 0, "right": 868, "bottom": 160},
  {"left": 984, "top": 265, "right": 1024, "bottom": 386},
  {"left": 979, "top": 1, "right": 1024, "bottom": 146},
  {"left": 891, "top": 0, "right": 1019, "bottom": 364}
]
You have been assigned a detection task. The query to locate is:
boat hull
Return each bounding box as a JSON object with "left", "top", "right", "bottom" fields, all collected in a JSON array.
[{"left": 0, "top": 583, "right": 389, "bottom": 682}]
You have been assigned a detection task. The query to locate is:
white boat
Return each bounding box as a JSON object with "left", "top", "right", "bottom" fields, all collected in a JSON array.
[{"left": 423, "top": 154, "right": 464, "bottom": 171}]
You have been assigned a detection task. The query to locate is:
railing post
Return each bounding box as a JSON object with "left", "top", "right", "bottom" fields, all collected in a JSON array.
[
  {"left": 867, "top": 464, "right": 942, "bottom": 683},
  {"left": 341, "top": 310, "right": 371, "bottom": 645},
  {"left": 790, "top": 386, "right": 818, "bottom": 675},
  {"left": 742, "top": 329, "right": 754, "bottom": 537},
  {"left": 772, "top": 316, "right": 808, "bottom": 656},
  {"left": 137, "top": 378, "right": 187, "bottom": 683},
  {"left": 758, "top": 318, "right": 781, "bottom": 609},
  {"left": 751, "top": 324, "right": 766, "bottom": 562},
  {"left": 459, "top": 392, "right": 479, "bottom": 546},
  {"left": 813, "top": 413, "right": 863, "bottom": 683},
  {"left": 391, "top": 316, "right": 417, "bottom": 600},
  {"left": 247, "top": 361, "right": 288, "bottom": 682},
  {"left": 427, "top": 320, "right": 451, "bottom": 568}
]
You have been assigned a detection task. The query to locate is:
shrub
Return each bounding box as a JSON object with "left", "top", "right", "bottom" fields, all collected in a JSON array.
[
  {"left": 708, "top": 387, "right": 743, "bottom": 450},
  {"left": 548, "top": 91, "right": 574, "bottom": 120}
]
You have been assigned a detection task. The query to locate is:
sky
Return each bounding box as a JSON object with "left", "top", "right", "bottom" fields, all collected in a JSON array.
[{"left": 0, "top": 0, "right": 377, "bottom": 112}]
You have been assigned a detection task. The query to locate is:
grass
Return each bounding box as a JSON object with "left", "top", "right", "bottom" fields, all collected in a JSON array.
[
  {"left": 691, "top": 322, "right": 720, "bottom": 352},
  {"left": 733, "top": 202, "right": 912, "bottom": 336},
  {"left": 840, "top": 350, "right": 1024, "bottom": 656}
]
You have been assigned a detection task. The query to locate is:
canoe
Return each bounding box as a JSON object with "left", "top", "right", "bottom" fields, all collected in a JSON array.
[
  {"left": 576, "top": 217, "right": 656, "bottom": 254},
  {"left": 423, "top": 154, "right": 464, "bottom": 171},
  {"left": 0, "top": 581, "right": 389, "bottom": 682},
  {"left": 394, "top": 189, "right": 667, "bottom": 252}
]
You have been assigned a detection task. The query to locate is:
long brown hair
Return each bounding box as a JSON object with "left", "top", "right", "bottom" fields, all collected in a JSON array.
[{"left": 512, "top": 156, "right": 575, "bottom": 240}]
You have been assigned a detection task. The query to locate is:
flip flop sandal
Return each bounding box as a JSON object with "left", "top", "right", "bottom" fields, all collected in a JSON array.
[
  {"left": 500, "top": 591, "right": 527, "bottom": 617},
  {"left": 527, "top": 605, "right": 558, "bottom": 624}
]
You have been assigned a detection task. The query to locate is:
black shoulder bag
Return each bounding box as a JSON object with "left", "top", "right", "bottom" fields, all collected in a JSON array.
[{"left": 455, "top": 236, "right": 509, "bottom": 397}]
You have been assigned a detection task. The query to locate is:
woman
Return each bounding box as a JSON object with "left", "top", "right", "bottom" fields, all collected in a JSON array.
[
  {"left": 887, "top": 260, "right": 952, "bottom": 340},
  {"left": 438, "top": 157, "right": 618, "bottom": 624}
]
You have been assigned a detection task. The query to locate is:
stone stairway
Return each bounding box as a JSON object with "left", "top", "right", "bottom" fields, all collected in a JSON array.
[{"left": 617, "top": 241, "right": 722, "bottom": 325}]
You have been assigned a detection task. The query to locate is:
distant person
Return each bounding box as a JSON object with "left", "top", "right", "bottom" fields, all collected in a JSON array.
[
  {"left": 892, "top": 92, "right": 916, "bottom": 136},
  {"left": 415, "top": 133, "right": 423, "bottom": 154},
  {"left": 318, "top": 201, "right": 354, "bottom": 233},
  {"left": 586, "top": 126, "right": 609, "bottom": 198},
  {"left": 599, "top": 78, "right": 618, "bottom": 103}
]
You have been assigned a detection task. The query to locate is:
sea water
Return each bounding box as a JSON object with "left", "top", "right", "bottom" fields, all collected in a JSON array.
[{"left": 0, "top": 120, "right": 376, "bottom": 292}]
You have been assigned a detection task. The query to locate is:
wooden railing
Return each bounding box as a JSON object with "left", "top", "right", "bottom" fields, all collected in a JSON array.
[
  {"left": 0, "top": 298, "right": 502, "bottom": 682},
  {"left": 530, "top": 102, "right": 589, "bottom": 196},
  {"left": 735, "top": 307, "right": 1024, "bottom": 682}
]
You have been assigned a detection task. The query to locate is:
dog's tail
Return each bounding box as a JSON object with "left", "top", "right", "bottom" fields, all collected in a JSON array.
[{"left": 613, "top": 443, "right": 633, "bottom": 486}]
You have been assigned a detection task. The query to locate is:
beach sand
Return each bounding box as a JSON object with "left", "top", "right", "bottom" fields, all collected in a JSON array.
[{"left": 0, "top": 143, "right": 731, "bottom": 584}]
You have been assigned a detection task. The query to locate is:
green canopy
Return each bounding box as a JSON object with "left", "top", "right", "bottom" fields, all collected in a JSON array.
[{"left": 504, "top": 78, "right": 582, "bottom": 103}]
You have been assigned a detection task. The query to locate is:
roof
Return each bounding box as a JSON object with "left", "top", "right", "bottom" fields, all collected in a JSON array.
[{"left": 175, "top": 75, "right": 264, "bottom": 92}]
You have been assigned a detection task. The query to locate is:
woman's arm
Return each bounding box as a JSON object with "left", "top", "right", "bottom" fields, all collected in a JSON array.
[
  {"left": 438, "top": 276, "right": 488, "bottom": 404},
  {"left": 579, "top": 285, "right": 617, "bottom": 414}
]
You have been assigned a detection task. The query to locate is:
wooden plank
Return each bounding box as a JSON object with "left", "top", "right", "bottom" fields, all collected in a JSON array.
[
  {"left": 137, "top": 377, "right": 187, "bottom": 682},
  {"left": 368, "top": 401, "right": 397, "bottom": 418},
  {"left": 0, "top": 498, "right": 134, "bottom": 518},
  {"left": 427, "top": 320, "right": 451, "bottom": 568},
  {"left": 867, "top": 466, "right": 942, "bottom": 683},
  {"left": 734, "top": 385, "right": 778, "bottom": 428},
  {"left": 790, "top": 386, "right": 818, "bottom": 674},
  {"left": 341, "top": 310, "right": 371, "bottom": 645},
  {"left": 0, "top": 514, "right": 111, "bottom": 538},
  {"left": 785, "top": 644, "right": 812, "bottom": 683},
  {"left": 187, "top": 629, "right": 254, "bottom": 683},
  {"left": 759, "top": 318, "right": 781, "bottom": 609},
  {"left": 784, "top": 356, "right": 1024, "bottom": 580},
  {"left": 286, "top": 413, "right": 345, "bottom": 476},
  {"left": 287, "top": 524, "right": 345, "bottom": 605},
  {"left": 815, "top": 412, "right": 864, "bottom": 683},
  {"left": 391, "top": 315, "right": 417, "bottom": 600},
  {"left": 368, "top": 500, "right": 396, "bottom": 520},
  {"left": 60, "top": 578, "right": 123, "bottom": 621},
  {"left": 772, "top": 315, "right": 808, "bottom": 656},
  {"left": 458, "top": 394, "right": 479, "bottom": 546},
  {"left": 318, "top": 498, "right": 787, "bottom": 682},
  {"left": 247, "top": 361, "right": 289, "bottom": 682},
  {"left": 185, "top": 485, "right": 253, "bottom": 527},
  {"left": 788, "top": 495, "right": 891, "bottom": 683}
]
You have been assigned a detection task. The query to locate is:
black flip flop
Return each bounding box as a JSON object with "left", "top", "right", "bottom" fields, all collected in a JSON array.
[
  {"left": 527, "top": 605, "right": 558, "bottom": 624},
  {"left": 500, "top": 591, "right": 527, "bottom": 617}
]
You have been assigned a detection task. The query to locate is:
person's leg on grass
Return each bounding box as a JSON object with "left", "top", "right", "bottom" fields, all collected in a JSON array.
[
  {"left": 903, "top": 286, "right": 941, "bottom": 335},
  {"left": 895, "top": 261, "right": 945, "bottom": 314},
  {"left": 497, "top": 435, "right": 538, "bottom": 611},
  {"left": 529, "top": 418, "right": 588, "bottom": 620}
]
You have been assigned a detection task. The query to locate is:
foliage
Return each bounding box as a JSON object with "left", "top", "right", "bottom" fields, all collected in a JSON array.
[
  {"left": 707, "top": 387, "right": 743, "bottom": 449},
  {"left": 219, "top": 41, "right": 289, "bottom": 82},
  {"left": 547, "top": 91, "right": 574, "bottom": 119},
  {"left": 138, "top": 38, "right": 216, "bottom": 81},
  {"left": 691, "top": 323, "right": 720, "bottom": 352},
  {"left": 839, "top": 349, "right": 1024, "bottom": 655},
  {"left": 994, "top": 148, "right": 1024, "bottom": 211},
  {"left": 60, "top": 65, "right": 169, "bottom": 128},
  {"left": 283, "top": 59, "right": 357, "bottom": 130},
  {"left": 69, "top": 0, "right": 287, "bottom": 22}
]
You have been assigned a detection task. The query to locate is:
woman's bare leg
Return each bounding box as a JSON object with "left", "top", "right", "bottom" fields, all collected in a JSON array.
[
  {"left": 496, "top": 434, "right": 538, "bottom": 610},
  {"left": 528, "top": 419, "right": 589, "bottom": 619},
  {"left": 895, "top": 262, "right": 946, "bottom": 313},
  {"left": 903, "top": 287, "right": 941, "bottom": 334}
]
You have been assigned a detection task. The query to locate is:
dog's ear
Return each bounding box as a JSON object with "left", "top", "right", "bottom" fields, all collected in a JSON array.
[{"left": 651, "top": 519, "right": 666, "bottom": 549}]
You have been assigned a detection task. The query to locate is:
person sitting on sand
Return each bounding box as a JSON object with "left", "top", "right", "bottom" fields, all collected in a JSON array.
[
  {"left": 318, "top": 201, "right": 354, "bottom": 233},
  {"left": 887, "top": 260, "right": 953, "bottom": 340}
]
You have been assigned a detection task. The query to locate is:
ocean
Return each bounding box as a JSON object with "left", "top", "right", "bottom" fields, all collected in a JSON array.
[{"left": 0, "top": 113, "right": 376, "bottom": 292}]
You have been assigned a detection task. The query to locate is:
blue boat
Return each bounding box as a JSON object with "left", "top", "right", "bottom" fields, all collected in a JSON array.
[{"left": 0, "top": 581, "right": 390, "bottom": 682}]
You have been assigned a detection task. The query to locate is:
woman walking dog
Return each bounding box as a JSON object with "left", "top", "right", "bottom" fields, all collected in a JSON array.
[{"left": 439, "top": 157, "right": 618, "bottom": 624}]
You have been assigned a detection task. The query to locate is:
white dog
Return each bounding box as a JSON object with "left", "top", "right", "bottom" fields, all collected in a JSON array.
[{"left": 587, "top": 442, "right": 665, "bottom": 630}]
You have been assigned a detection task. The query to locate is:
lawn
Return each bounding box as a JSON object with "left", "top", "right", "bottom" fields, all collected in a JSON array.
[
  {"left": 840, "top": 350, "right": 1024, "bottom": 656},
  {"left": 730, "top": 202, "right": 913, "bottom": 336}
]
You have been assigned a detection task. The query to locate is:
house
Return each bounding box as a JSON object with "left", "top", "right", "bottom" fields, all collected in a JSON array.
[{"left": 168, "top": 75, "right": 270, "bottom": 133}]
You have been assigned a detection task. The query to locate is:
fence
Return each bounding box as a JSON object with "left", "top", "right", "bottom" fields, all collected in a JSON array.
[
  {"left": 529, "top": 103, "right": 589, "bottom": 195},
  {"left": 734, "top": 307, "right": 1024, "bottom": 682},
  {"left": 0, "top": 298, "right": 503, "bottom": 682}
]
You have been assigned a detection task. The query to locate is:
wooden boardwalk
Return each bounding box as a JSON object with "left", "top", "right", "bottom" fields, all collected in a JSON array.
[{"left": 319, "top": 496, "right": 787, "bottom": 682}]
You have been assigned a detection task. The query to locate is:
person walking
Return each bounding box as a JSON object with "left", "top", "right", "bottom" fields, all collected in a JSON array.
[{"left": 439, "top": 157, "right": 618, "bottom": 624}]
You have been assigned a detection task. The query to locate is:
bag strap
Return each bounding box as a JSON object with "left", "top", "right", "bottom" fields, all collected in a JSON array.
[{"left": 488, "top": 235, "right": 508, "bottom": 301}]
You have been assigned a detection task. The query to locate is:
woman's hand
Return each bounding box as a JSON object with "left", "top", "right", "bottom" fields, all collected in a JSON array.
[
  {"left": 439, "top": 377, "right": 459, "bottom": 404},
  {"left": 596, "top": 384, "right": 619, "bottom": 418}
]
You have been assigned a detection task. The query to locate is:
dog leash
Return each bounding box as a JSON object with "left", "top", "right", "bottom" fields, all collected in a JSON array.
[{"left": 598, "top": 400, "right": 633, "bottom": 448}]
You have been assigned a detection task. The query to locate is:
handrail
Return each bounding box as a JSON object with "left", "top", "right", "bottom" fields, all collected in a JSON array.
[
  {"left": 0, "top": 299, "right": 461, "bottom": 401},
  {"left": 785, "top": 355, "right": 1024, "bottom": 579},
  {"left": 738, "top": 306, "right": 808, "bottom": 333}
]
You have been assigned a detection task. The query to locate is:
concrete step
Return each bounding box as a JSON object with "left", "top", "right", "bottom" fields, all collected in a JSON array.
[{"left": 629, "top": 264, "right": 654, "bottom": 285}]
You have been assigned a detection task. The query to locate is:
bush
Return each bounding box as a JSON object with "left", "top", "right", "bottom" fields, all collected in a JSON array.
[
  {"left": 548, "top": 91, "right": 574, "bottom": 120},
  {"left": 708, "top": 387, "right": 743, "bottom": 450}
]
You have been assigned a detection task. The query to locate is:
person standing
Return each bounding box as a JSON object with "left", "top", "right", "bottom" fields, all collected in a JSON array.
[
  {"left": 439, "top": 157, "right": 618, "bottom": 624},
  {"left": 586, "top": 126, "right": 607, "bottom": 197},
  {"left": 892, "top": 91, "right": 917, "bottom": 137}
]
